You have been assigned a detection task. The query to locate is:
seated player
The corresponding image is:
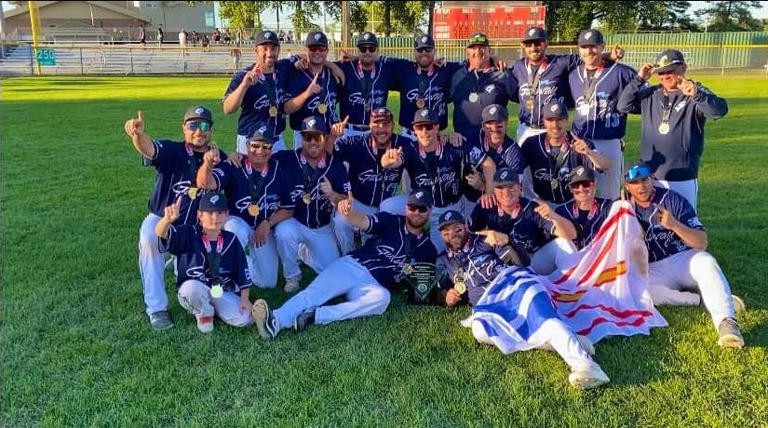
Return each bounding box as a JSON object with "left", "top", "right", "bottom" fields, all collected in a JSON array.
[
  {"left": 251, "top": 190, "right": 438, "bottom": 338},
  {"left": 554, "top": 166, "right": 613, "bottom": 249},
  {"left": 624, "top": 162, "right": 745, "bottom": 348},
  {"left": 436, "top": 210, "right": 609, "bottom": 389},
  {"left": 470, "top": 168, "right": 578, "bottom": 275},
  {"left": 155, "top": 192, "right": 252, "bottom": 333}
]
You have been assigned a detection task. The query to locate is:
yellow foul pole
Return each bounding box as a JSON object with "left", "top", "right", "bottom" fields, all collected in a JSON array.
[{"left": 28, "top": 1, "right": 42, "bottom": 75}]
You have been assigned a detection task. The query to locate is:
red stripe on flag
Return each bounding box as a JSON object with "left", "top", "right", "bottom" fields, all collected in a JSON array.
[
  {"left": 576, "top": 315, "right": 649, "bottom": 336},
  {"left": 564, "top": 303, "right": 653, "bottom": 319}
]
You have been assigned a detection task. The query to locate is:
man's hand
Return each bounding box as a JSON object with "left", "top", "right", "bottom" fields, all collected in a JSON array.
[
  {"left": 226, "top": 152, "right": 244, "bottom": 168},
  {"left": 242, "top": 65, "right": 263, "bottom": 87},
  {"left": 654, "top": 204, "right": 680, "bottom": 230},
  {"left": 252, "top": 220, "right": 271, "bottom": 247},
  {"left": 163, "top": 197, "right": 182, "bottom": 223},
  {"left": 439, "top": 131, "right": 466, "bottom": 147},
  {"left": 306, "top": 72, "right": 322, "bottom": 96},
  {"left": 293, "top": 55, "right": 309, "bottom": 70},
  {"left": 319, "top": 176, "right": 334, "bottom": 197},
  {"left": 534, "top": 198, "right": 553, "bottom": 219},
  {"left": 638, "top": 63, "right": 654, "bottom": 80},
  {"left": 476, "top": 229, "right": 509, "bottom": 246},
  {"left": 465, "top": 171, "right": 484, "bottom": 190},
  {"left": 383, "top": 146, "right": 403, "bottom": 166},
  {"left": 330, "top": 115, "right": 350, "bottom": 137},
  {"left": 203, "top": 143, "right": 221, "bottom": 166},
  {"left": 239, "top": 299, "right": 253, "bottom": 315},
  {"left": 478, "top": 193, "right": 497, "bottom": 210},
  {"left": 445, "top": 288, "right": 462, "bottom": 307},
  {"left": 337, "top": 191, "right": 354, "bottom": 216},
  {"left": 339, "top": 49, "right": 352, "bottom": 62},
  {"left": 611, "top": 44, "right": 624, "bottom": 61},
  {"left": 678, "top": 77, "right": 698, "bottom": 97},
  {"left": 124, "top": 110, "right": 145, "bottom": 138},
  {"left": 572, "top": 136, "right": 592, "bottom": 156}
]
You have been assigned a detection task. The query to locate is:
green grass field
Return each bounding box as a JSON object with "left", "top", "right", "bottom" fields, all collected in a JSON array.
[{"left": 2, "top": 72, "right": 768, "bottom": 426}]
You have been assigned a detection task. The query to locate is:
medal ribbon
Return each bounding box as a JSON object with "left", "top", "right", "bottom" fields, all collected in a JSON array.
[
  {"left": 659, "top": 93, "right": 679, "bottom": 124},
  {"left": 526, "top": 59, "right": 548, "bottom": 112},
  {"left": 581, "top": 63, "right": 604, "bottom": 107},
  {"left": 185, "top": 142, "right": 201, "bottom": 186},
  {"left": 572, "top": 199, "right": 599, "bottom": 221},
  {"left": 545, "top": 136, "right": 571, "bottom": 181},
  {"left": 498, "top": 201, "right": 521, "bottom": 219},
  {"left": 245, "top": 158, "right": 269, "bottom": 213},
  {"left": 299, "top": 151, "right": 328, "bottom": 202},
  {"left": 201, "top": 233, "right": 224, "bottom": 283},
  {"left": 258, "top": 64, "right": 279, "bottom": 107},
  {"left": 418, "top": 141, "right": 444, "bottom": 192}
]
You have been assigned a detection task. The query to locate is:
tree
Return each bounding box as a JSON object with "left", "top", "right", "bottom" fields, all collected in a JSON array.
[{"left": 695, "top": 1, "right": 763, "bottom": 31}]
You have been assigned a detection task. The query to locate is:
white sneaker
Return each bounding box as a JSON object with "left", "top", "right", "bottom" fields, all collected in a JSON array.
[
  {"left": 196, "top": 315, "right": 214, "bottom": 333},
  {"left": 569, "top": 366, "right": 610, "bottom": 389},
  {"left": 576, "top": 335, "right": 595, "bottom": 356},
  {"left": 284, "top": 276, "right": 301, "bottom": 293}
]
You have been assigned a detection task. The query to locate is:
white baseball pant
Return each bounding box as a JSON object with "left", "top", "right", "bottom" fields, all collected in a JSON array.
[
  {"left": 139, "top": 213, "right": 168, "bottom": 316},
  {"left": 273, "top": 256, "right": 391, "bottom": 329},
  {"left": 654, "top": 179, "right": 698, "bottom": 211},
  {"left": 177, "top": 279, "right": 252, "bottom": 327},
  {"left": 237, "top": 133, "right": 288, "bottom": 154},
  {"left": 648, "top": 249, "right": 735, "bottom": 328},
  {"left": 224, "top": 216, "right": 279, "bottom": 288},
  {"left": 591, "top": 138, "right": 622, "bottom": 200},
  {"left": 529, "top": 238, "right": 578, "bottom": 275},
  {"left": 379, "top": 195, "right": 465, "bottom": 254},
  {"left": 274, "top": 218, "right": 340, "bottom": 280},
  {"left": 333, "top": 198, "right": 380, "bottom": 254},
  {"left": 515, "top": 123, "right": 546, "bottom": 200}
]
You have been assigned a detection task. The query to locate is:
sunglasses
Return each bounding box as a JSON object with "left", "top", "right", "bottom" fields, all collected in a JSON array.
[
  {"left": 308, "top": 45, "right": 327, "bottom": 53},
  {"left": 569, "top": 181, "right": 594, "bottom": 189},
  {"left": 249, "top": 142, "right": 273, "bottom": 151},
  {"left": 406, "top": 204, "right": 429, "bottom": 213},
  {"left": 468, "top": 35, "right": 488, "bottom": 45},
  {"left": 625, "top": 164, "right": 653, "bottom": 182},
  {"left": 416, "top": 47, "right": 433, "bottom": 53},
  {"left": 302, "top": 133, "right": 324, "bottom": 143},
  {"left": 359, "top": 46, "right": 377, "bottom": 53},
  {"left": 413, "top": 123, "right": 435, "bottom": 131},
  {"left": 186, "top": 121, "right": 211, "bottom": 132}
]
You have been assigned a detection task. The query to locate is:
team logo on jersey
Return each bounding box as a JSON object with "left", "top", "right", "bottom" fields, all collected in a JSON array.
[
  {"left": 195, "top": 107, "right": 205, "bottom": 115},
  {"left": 314, "top": 33, "right": 322, "bottom": 41},
  {"left": 585, "top": 31, "right": 593, "bottom": 40},
  {"left": 186, "top": 266, "right": 204, "bottom": 279}
]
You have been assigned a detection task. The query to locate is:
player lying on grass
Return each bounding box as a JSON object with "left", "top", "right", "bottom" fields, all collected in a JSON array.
[
  {"left": 155, "top": 192, "right": 252, "bottom": 333},
  {"left": 251, "top": 190, "right": 438, "bottom": 339},
  {"left": 623, "top": 163, "right": 745, "bottom": 348},
  {"left": 436, "top": 210, "right": 609, "bottom": 390}
]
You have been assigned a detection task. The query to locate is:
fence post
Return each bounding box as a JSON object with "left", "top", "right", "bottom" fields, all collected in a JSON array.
[
  {"left": 129, "top": 48, "right": 134, "bottom": 74},
  {"left": 720, "top": 43, "right": 725, "bottom": 76},
  {"left": 80, "top": 48, "right": 84, "bottom": 75}
]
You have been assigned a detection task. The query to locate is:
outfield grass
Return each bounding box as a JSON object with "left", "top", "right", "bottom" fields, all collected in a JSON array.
[{"left": 2, "top": 72, "right": 768, "bottom": 426}]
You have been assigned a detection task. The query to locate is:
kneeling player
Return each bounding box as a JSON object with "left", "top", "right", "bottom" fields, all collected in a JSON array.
[
  {"left": 624, "top": 163, "right": 745, "bottom": 348},
  {"left": 155, "top": 192, "right": 252, "bottom": 333},
  {"left": 251, "top": 190, "right": 438, "bottom": 338},
  {"left": 436, "top": 211, "right": 609, "bottom": 389}
]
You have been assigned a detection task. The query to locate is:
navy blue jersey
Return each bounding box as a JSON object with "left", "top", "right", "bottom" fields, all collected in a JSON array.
[
  {"left": 285, "top": 66, "right": 340, "bottom": 131},
  {"left": 349, "top": 212, "right": 438, "bottom": 287},
  {"left": 617, "top": 80, "right": 728, "bottom": 181},
  {"left": 336, "top": 57, "right": 399, "bottom": 125},
  {"left": 224, "top": 58, "right": 294, "bottom": 137},
  {"left": 160, "top": 225, "right": 250, "bottom": 292},
  {"left": 401, "top": 142, "right": 478, "bottom": 208},
  {"left": 333, "top": 132, "right": 409, "bottom": 207},
  {"left": 464, "top": 129, "right": 525, "bottom": 173},
  {"left": 145, "top": 140, "right": 227, "bottom": 224},
  {"left": 450, "top": 64, "right": 517, "bottom": 133},
  {"left": 555, "top": 198, "right": 613, "bottom": 249},
  {"left": 274, "top": 149, "right": 350, "bottom": 228},
  {"left": 391, "top": 60, "right": 463, "bottom": 130},
  {"left": 436, "top": 233, "right": 517, "bottom": 305},
  {"left": 633, "top": 187, "right": 705, "bottom": 262},
  {"left": 510, "top": 54, "right": 581, "bottom": 127},
  {"left": 211, "top": 157, "right": 293, "bottom": 227},
  {"left": 569, "top": 61, "right": 636, "bottom": 140},
  {"left": 520, "top": 132, "right": 596, "bottom": 204},
  {"left": 469, "top": 197, "right": 554, "bottom": 254}
]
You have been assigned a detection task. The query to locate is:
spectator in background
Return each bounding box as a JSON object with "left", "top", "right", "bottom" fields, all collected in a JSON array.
[
  {"left": 157, "top": 25, "right": 164, "bottom": 46},
  {"left": 138, "top": 24, "right": 146, "bottom": 47},
  {"left": 287, "top": 31, "right": 294, "bottom": 43},
  {"left": 179, "top": 28, "right": 188, "bottom": 56},
  {"left": 223, "top": 29, "right": 232, "bottom": 45},
  {"left": 202, "top": 34, "right": 210, "bottom": 52},
  {"left": 230, "top": 45, "right": 242, "bottom": 73},
  {"left": 213, "top": 28, "right": 221, "bottom": 45}
]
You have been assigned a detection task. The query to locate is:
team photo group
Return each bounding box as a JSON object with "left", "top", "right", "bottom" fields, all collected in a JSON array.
[{"left": 123, "top": 25, "right": 744, "bottom": 390}]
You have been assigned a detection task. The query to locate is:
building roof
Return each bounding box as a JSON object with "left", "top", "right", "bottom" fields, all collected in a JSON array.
[{"left": 6, "top": 1, "right": 150, "bottom": 22}]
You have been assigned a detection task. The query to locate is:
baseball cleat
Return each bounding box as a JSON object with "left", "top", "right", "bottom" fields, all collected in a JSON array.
[
  {"left": 576, "top": 334, "right": 595, "bottom": 356},
  {"left": 251, "top": 299, "right": 279, "bottom": 339},
  {"left": 717, "top": 317, "right": 744, "bottom": 349},
  {"left": 294, "top": 308, "right": 316, "bottom": 332},
  {"left": 569, "top": 366, "right": 610, "bottom": 390},
  {"left": 283, "top": 276, "right": 301, "bottom": 293},
  {"left": 196, "top": 315, "right": 214, "bottom": 333},
  {"left": 149, "top": 310, "right": 173, "bottom": 330},
  {"left": 732, "top": 295, "right": 746, "bottom": 315}
]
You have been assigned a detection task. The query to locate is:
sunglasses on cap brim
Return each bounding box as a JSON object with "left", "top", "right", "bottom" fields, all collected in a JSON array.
[{"left": 625, "top": 165, "right": 653, "bottom": 182}]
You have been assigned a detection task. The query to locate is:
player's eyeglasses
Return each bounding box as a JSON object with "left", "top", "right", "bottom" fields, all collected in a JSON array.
[
  {"left": 407, "top": 204, "right": 429, "bottom": 213},
  {"left": 302, "top": 133, "right": 324, "bottom": 143},
  {"left": 625, "top": 164, "right": 653, "bottom": 182},
  {"left": 569, "top": 181, "right": 594, "bottom": 189},
  {"left": 416, "top": 47, "right": 434, "bottom": 54},
  {"left": 186, "top": 121, "right": 212, "bottom": 132},
  {"left": 249, "top": 142, "right": 273, "bottom": 151},
  {"left": 413, "top": 123, "right": 435, "bottom": 131},
  {"left": 308, "top": 45, "right": 327, "bottom": 53},
  {"left": 359, "top": 46, "right": 377, "bottom": 53}
]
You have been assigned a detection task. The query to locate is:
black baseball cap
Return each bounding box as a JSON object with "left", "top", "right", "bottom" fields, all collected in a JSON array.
[
  {"left": 542, "top": 101, "right": 568, "bottom": 120},
  {"left": 407, "top": 189, "right": 433, "bottom": 207},
  {"left": 482, "top": 104, "right": 508, "bottom": 124},
  {"left": 371, "top": 107, "right": 393, "bottom": 123},
  {"left": 578, "top": 29, "right": 604, "bottom": 47},
  {"left": 494, "top": 168, "right": 519, "bottom": 186},
  {"left": 199, "top": 191, "right": 228, "bottom": 212},
  {"left": 412, "top": 108, "right": 438, "bottom": 125},
  {"left": 248, "top": 126, "right": 273, "bottom": 143},
  {"left": 467, "top": 33, "right": 489, "bottom": 47},
  {"left": 305, "top": 30, "right": 328, "bottom": 47},
  {"left": 357, "top": 32, "right": 378, "bottom": 47},
  {"left": 414, "top": 33, "right": 435, "bottom": 49},
  {"left": 654, "top": 49, "right": 686, "bottom": 73},
  {"left": 300, "top": 116, "right": 327, "bottom": 135},
  {"left": 255, "top": 30, "right": 279, "bottom": 46},
  {"left": 184, "top": 105, "right": 213, "bottom": 123},
  {"left": 438, "top": 210, "right": 464, "bottom": 230},
  {"left": 522, "top": 27, "right": 547, "bottom": 43},
  {"left": 568, "top": 166, "right": 595, "bottom": 186}
]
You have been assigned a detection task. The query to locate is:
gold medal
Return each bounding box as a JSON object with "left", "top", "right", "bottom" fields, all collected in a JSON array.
[
  {"left": 469, "top": 92, "right": 479, "bottom": 103},
  {"left": 402, "top": 263, "right": 414, "bottom": 275},
  {"left": 210, "top": 284, "right": 224, "bottom": 299},
  {"left": 526, "top": 98, "right": 534, "bottom": 110},
  {"left": 248, "top": 203, "right": 260, "bottom": 217},
  {"left": 187, "top": 187, "right": 198, "bottom": 200},
  {"left": 551, "top": 179, "right": 559, "bottom": 190},
  {"left": 658, "top": 121, "right": 670, "bottom": 135},
  {"left": 416, "top": 98, "right": 426, "bottom": 109},
  {"left": 317, "top": 103, "right": 327, "bottom": 114},
  {"left": 268, "top": 105, "right": 278, "bottom": 117},
  {"left": 302, "top": 192, "right": 312, "bottom": 204},
  {"left": 454, "top": 279, "right": 467, "bottom": 295}
]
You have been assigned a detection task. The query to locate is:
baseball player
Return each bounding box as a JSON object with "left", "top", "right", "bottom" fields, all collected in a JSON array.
[
  {"left": 617, "top": 49, "right": 728, "bottom": 209},
  {"left": 325, "top": 107, "right": 410, "bottom": 254},
  {"left": 380, "top": 108, "right": 495, "bottom": 253},
  {"left": 520, "top": 101, "right": 611, "bottom": 204},
  {"left": 124, "top": 106, "right": 222, "bottom": 329},
  {"left": 469, "top": 168, "right": 578, "bottom": 275},
  {"left": 623, "top": 163, "right": 744, "bottom": 348},
  {"left": 155, "top": 192, "right": 251, "bottom": 333},
  {"left": 196, "top": 127, "right": 295, "bottom": 290},
  {"left": 251, "top": 190, "right": 438, "bottom": 339},
  {"left": 436, "top": 210, "right": 609, "bottom": 389},
  {"left": 554, "top": 166, "right": 613, "bottom": 250},
  {"left": 222, "top": 30, "right": 296, "bottom": 154},
  {"left": 272, "top": 116, "right": 351, "bottom": 293},
  {"left": 568, "top": 29, "right": 637, "bottom": 199}
]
